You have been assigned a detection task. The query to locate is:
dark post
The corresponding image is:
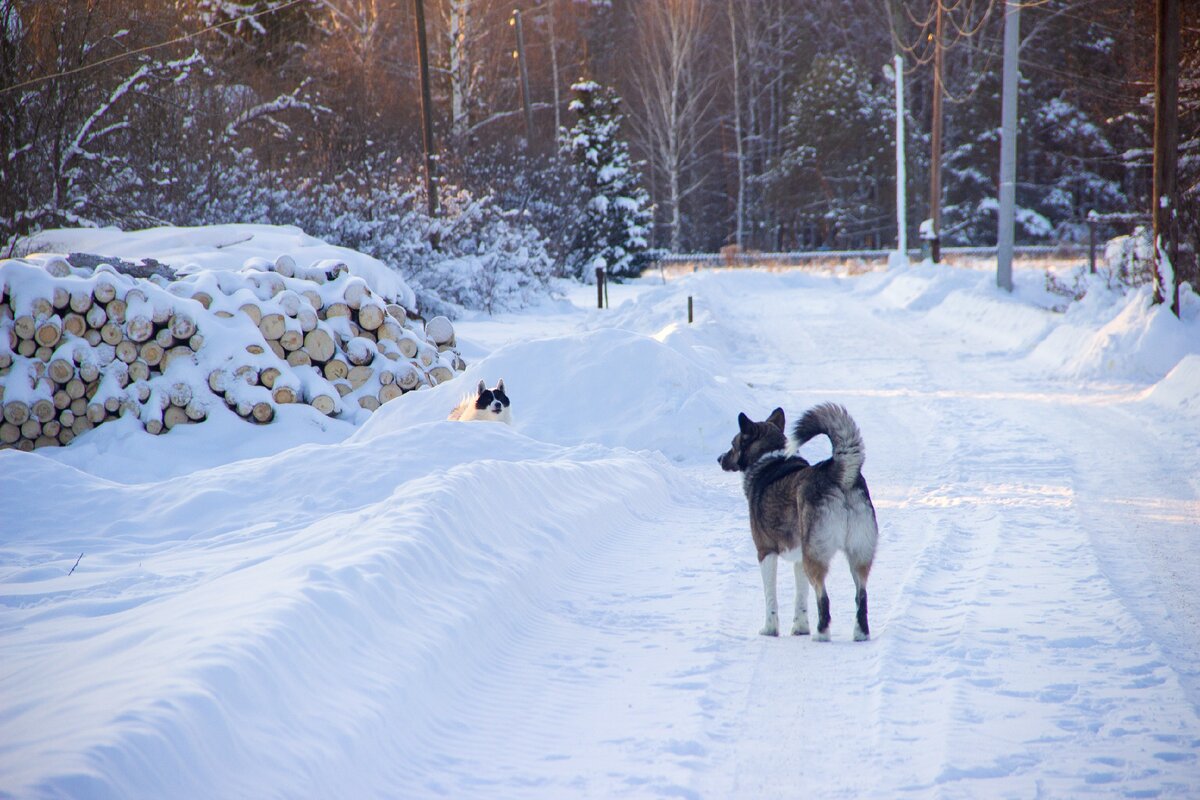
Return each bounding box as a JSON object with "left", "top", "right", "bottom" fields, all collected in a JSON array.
[
  {"left": 687, "top": 296, "right": 693, "bottom": 323},
  {"left": 513, "top": 9, "right": 534, "bottom": 146},
  {"left": 596, "top": 267, "right": 605, "bottom": 309},
  {"left": 1088, "top": 213, "right": 1097, "bottom": 274},
  {"left": 1152, "top": 0, "right": 1180, "bottom": 315},
  {"left": 413, "top": 0, "right": 438, "bottom": 217}
]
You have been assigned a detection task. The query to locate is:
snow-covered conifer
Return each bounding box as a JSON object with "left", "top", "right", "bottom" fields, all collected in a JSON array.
[{"left": 566, "top": 81, "right": 654, "bottom": 281}]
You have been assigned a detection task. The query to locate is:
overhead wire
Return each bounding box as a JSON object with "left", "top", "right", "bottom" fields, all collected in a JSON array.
[{"left": 0, "top": 0, "right": 310, "bottom": 96}]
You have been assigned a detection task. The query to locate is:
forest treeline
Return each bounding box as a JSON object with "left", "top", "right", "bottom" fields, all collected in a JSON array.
[{"left": 1, "top": 0, "right": 1197, "bottom": 307}]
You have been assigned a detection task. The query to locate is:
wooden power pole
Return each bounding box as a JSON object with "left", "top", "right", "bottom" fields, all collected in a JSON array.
[
  {"left": 413, "top": 0, "right": 439, "bottom": 217},
  {"left": 513, "top": 9, "right": 534, "bottom": 146},
  {"left": 1152, "top": 0, "right": 1180, "bottom": 316},
  {"left": 929, "top": 0, "right": 944, "bottom": 263}
]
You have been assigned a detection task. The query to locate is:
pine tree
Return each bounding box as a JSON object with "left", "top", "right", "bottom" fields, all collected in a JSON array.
[{"left": 566, "top": 81, "right": 655, "bottom": 280}]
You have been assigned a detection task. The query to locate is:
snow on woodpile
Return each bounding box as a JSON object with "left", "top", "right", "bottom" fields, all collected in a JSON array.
[{"left": 0, "top": 253, "right": 463, "bottom": 451}]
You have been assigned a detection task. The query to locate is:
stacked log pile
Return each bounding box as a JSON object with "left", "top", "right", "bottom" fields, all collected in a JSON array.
[{"left": 0, "top": 253, "right": 464, "bottom": 450}]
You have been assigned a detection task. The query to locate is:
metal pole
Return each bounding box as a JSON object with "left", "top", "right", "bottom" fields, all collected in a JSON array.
[
  {"left": 513, "top": 9, "right": 534, "bottom": 146},
  {"left": 996, "top": 0, "right": 1019, "bottom": 292},
  {"left": 412, "top": 0, "right": 438, "bottom": 217},
  {"left": 894, "top": 53, "right": 907, "bottom": 261}
]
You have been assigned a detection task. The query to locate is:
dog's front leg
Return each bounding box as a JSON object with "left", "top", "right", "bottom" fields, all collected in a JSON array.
[
  {"left": 759, "top": 553, "right": 779, "bottom": 636},
  {"left": 791, "top": 561, "right": 810, "bottom": 635}
]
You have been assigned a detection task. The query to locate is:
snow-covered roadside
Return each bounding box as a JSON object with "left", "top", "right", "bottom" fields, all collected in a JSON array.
[{"left": 3, "top": 242, "right": 1199, "bottom": 798}]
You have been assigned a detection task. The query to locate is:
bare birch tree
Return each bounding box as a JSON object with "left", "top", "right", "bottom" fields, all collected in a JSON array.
[
  {"left": 728, "top": 0, "right": 746, "bottom": 248},
  {"left": 442, "top": 0, "right": 480, "bottom": 144},
  {"left": 625, "top": 0, "right": 719, "bottom": 252}
]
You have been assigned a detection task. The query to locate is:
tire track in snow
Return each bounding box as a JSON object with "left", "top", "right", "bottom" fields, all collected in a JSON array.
[{"left": 872, "top": 400, "right": 1071, "bottom": 794}]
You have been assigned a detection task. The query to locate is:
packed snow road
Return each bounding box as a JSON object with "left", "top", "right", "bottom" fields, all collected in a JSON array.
[
  {"left": 2, "top": 264, "right": 1198, "bottom": 798},
  {"left": 682, "top": 269, "right": 1200, "bottom": 798}
]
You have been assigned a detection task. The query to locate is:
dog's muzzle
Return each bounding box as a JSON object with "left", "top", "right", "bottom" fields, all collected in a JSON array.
[{"left": 718, "top": 450, "right": 740, "bottom": 472}]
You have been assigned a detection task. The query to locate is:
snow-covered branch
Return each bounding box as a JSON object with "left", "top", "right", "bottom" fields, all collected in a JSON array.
[
  {"left": 63, "top": 63, "right": 151, "bottom": 171},
  {"left": 223, "top": 83, "right": 330, "bottom": 141}
]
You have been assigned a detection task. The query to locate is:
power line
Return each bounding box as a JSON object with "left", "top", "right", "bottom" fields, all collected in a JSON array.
[{"left": 0, "top": 0, "right": 310, "bottom": 96}]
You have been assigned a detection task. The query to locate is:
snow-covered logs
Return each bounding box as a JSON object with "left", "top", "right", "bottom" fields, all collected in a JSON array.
[{"left": 0, "top": 254, "right": 465, "bottom": 450}]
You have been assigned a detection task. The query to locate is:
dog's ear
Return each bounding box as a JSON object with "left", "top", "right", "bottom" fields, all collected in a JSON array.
[
  {"left": 767, "top": 407, "right": 785, "bottom": 430},
  {"left": 495, "top": 378, "right": 505, "bottom": 392},
  {"left": 476, "top": 379, "right": 486, "bottom": 394},
  {"left": 738, "top": 412, "right": 754, "bottom": 434}
]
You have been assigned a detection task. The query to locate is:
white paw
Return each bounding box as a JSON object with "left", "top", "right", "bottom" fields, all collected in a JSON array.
[
  {"left": 854, "top": 627, "right": 870, "bottom": 642},
  {"left": 760, "top": 622, "right": 779, "bottom": 637},
  {"left": 791, "top": 622, "right": 810, "bottom": 636},
  {"left": 813, "top": 630, "right": 831, "bottom": 642}
]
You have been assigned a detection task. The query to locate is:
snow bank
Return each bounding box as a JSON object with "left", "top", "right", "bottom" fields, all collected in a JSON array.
[
  {"left": 1028, "top": 283, "right": 1200, "bottom": 384},
  {"left": 358, "top": 326, "right": 749, "bottom": 461},
  {"left": 1143, "top": 353, "right": 1200, "bottom": 412},
  {"left": 853, "top": 261, "right": 1200, "bottom": 407},
  {"left": 0, "top": 420, "right": 688, "bottom": 798},
  {"left": 859, "top": 263, "right": 1058, "bottom": 352}
]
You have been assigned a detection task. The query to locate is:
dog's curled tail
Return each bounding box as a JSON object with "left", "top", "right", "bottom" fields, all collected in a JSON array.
[{"left": 792, "top": 403, "right": 865, "bottom": 491}]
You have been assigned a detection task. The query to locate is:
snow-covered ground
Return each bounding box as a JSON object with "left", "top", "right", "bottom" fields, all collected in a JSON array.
[{"left": 3, "top": 238, "right": 1199, "bottom": 798}]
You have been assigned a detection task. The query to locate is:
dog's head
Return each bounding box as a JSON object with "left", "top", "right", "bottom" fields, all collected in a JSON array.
[
  {"left": 718, "top": 408, "right": 787, "bottom": 472},
  {"left": 472, "top": 378, "right": 511, "bottom": 419}
]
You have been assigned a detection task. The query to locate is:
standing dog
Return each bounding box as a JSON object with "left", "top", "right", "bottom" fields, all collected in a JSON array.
[
  {"left": 449, "top": 379, "right": 512, "bottom": 424},
  {"left": 718, "top": 403, "right": 878, "bottom": 641}
]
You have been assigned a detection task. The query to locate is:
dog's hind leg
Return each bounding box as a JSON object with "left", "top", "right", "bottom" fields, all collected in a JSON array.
[
  {"left": 791, "top": 561, "right": 810, "bottom": 635},
  {"left": 759, "top": 553, "right": 780, "bottom": 636},
  {"left": 851, "top": 563, "right": 871, "bottom": 641},
  {"left": 804, "top": 560, "right": 832, "bottom": 642}
]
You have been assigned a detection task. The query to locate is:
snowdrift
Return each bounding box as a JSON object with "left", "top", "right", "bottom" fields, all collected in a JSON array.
[
  {"left": 0, "top": 421, "right": 689, "bottom": 798},
  {"left": 359, "top": 326, "right": 750, "bottom": 461}
]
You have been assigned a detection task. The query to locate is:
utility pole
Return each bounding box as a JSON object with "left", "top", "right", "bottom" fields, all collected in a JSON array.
[
  {"left": 996, "top": 0, "right": 1019, "bottom": 292},
  {"left": 928, "top": 0, "right": 944, "bottom": 263},
  {"left": 893, "top": 53, "right": 907, "bottom": 265},
  {"left": 1152, "top": 0, "right": 1180, "bottom": 316},
  {"left": 547, "top": 0, "right": 562, "bottom": 137},
  {"left": 413, "top": 0, "right": 438, "bottom": 217},
  {"left": 512, "top": 9, "right": 534, "bottom": 146}
]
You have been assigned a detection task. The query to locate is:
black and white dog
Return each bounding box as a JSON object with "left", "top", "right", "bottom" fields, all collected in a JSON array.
[
  {"left": 449, "top": 379, "right": 512, "bottom": 424},
  {"left": 718, "top": 403, "right": 878, "bottom": 641}
]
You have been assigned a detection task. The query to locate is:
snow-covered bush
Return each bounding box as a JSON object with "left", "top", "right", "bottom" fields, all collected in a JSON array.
[
  {"left": 444, "top": 144, "right": 582, "bottom": 277},
  {"left": 1103, "top": 226, "right": 1157, "bottom": 290},
  {"left": 1045, "top": 226, "right": 1160, "bottom": 305},
  {"left": 423, "top": 190, "right": 554, "bottom": 315},
  {"left": 131, "top": 152, "right": 555, "bottom": 318}
]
